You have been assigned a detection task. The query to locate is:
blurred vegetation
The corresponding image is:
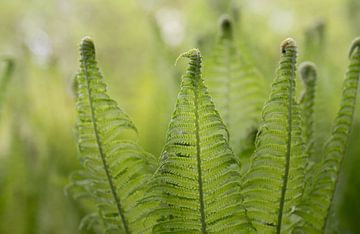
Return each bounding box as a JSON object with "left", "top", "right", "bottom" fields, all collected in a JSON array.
[{"left": 0, "top": 0, "right": 359, "bottom": 233}]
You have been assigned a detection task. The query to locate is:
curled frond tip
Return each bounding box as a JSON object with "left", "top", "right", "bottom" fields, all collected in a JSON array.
[
  {"left": 281, "top": 37, "right": 296, "bottom": 53},
  {"left": 175, "top": 48, "right": 201, "bottom": 66},
  {"left": 219, "top": 15, "right": 233, "bottom": 38},
  {"left": 348, "top": 37, "right": 360, "bottom": 58},
  {"left": 299, "top": 61, "right": 317, "bottom": 83},
  {"left": 80, "top": 36, "right": 96, "bottom": 60}
]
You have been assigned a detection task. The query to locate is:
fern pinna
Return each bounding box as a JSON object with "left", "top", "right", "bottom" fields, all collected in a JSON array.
[{"left": 69, "top": 35, "right": 360, "bottom": 233}]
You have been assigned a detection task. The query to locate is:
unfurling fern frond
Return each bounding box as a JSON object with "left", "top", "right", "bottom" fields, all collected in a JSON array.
[
  {"left": 299, "top": 62, "right": 317, "bottom": 158},
  {"left": 203, "top": 16, "right": 265, "bottom": 157},
  {"left": 242, "top": 38, "right": 306, "bottom": 233},
  {"left": 294, "top": 37, "right": 360, "bottom": 233},
  {"left": 69, "top": 37, "right": 157, "bottom": 233},
  {"left": 149, "top": 49, "right": 254, "bottom": 233},
  {"left": 298, "top": 62, "right": 319, "bottom": 199}
]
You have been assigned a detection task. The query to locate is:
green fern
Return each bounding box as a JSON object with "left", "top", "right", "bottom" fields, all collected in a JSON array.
[
  {"left": 69, "top": 35, "right": 360, "bottom": 234},
  {"left": 68, "top": 37, "right": 157, "bottom": 233},
  {"left": 299, "top": 62, "right": 317, "bottom": 157},
  {"left": 203, "top": 16, "right": 265, "bottom": 157},
  {"left": 294, "top": 37, "right": 360, "bottom": 233},
  {"left": 242, "top": 38, "right": 306, "bottom": 233},
  {"left": 148, "top": 48, "right": 254, "bottom": 233},
  {"left": 298, "top": 62, "right": 318, "bottom": 184}
]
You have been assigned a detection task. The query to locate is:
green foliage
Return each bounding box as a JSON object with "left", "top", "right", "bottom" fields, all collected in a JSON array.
[
  {"left": 299, "top": 62, "right": 317, "bottom": 160},
  {"left": 68, "top": 37, "right": 157, "bottom": 233},
  {"left": 68, "top": 35, "right": 360, "bottom": 233},
  {"left": 204, "top": 16, "right": 265, "bottom": 157},
  {"left": 148, "top": 48, "right": 253, "bottom": 233},
  {"left": 242, "top": 38, "right": 305, "bottom": 233},
  {"left": 294, "top": 37, "right": 360, "bottom": 233}
]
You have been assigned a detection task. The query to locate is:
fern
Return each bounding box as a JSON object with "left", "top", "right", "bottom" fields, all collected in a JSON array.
[
  {"left": 148, "top": 48, "right": 254, "bottom": 233},
  {"left": 68, "top": 37, "right": 157, "bottom": 233},
  {"left": 294, "top": 37, "right": 360, "bottom": 233},
  {"left": 299, "top": 62, "right": 317, "bottom": 157},
  {"left": 203, "top": 16, "right": 265, "bottom": 157},
  {"left": 242, "top": 38, "right": 306, "bottom": 233}
]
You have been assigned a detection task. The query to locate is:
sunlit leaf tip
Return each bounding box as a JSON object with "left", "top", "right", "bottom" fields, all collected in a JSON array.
[{"left": 348, "top": 36, "right": 360, "bottom": 58}]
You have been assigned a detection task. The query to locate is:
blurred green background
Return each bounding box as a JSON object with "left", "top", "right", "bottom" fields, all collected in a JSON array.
[{"left": 0, "top": 0, "right": 359, "bottom": 233}]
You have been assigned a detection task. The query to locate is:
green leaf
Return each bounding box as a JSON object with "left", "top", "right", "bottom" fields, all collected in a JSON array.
[
  {"left": 242, "top": 38, "right": 306, "bottom": 233},
  {"left": 150, "top": 48, "right": 254, "bottom": 233},
  {"left": 294, "top": 37, "right": 360, "bottom": 233},
  {"left": 69, "top": 37, "right": 157, "bottom": 233},
  {"left": 204, "top": 16, "right": 265, "bottom": 157}
]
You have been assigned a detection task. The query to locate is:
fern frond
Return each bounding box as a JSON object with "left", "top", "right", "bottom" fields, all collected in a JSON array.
[
  {"left": 203, "top": 16, "right": 265, "bottom": 157},
  {"left": 294, "top": 37, "right": 360, "bottom": 233},
  {"left": 242, "top": 38, "right": 306, "bottom": 233},
  {"left": 299, "top": 62, "right": 317, "bottom": 167},
  {"left": 70, "top": 37, "right": 157, "bottom": 233},
  {"left": 149, "top": 48, "right": 254, "bottom": 233}
]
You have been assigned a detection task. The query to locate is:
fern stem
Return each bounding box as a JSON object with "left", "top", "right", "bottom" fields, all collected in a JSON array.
[
  {"left": 192, "top": 51, "right": 207, "bottom": 234},
  {"left": 277, "top": 38, "right": 297, "bottom": 234},
  {"left": 80, "top": 37, "right": 130, "bottom": 234}
]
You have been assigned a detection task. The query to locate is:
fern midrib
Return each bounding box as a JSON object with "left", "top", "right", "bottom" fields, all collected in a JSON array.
[
  {"left": 193, "top": 56, "right": 207, "bottom": 234},
  {"left": 82, "top": 60, "right": 130, "bottom": 234},
  {"left": 276, "top": 51, "right": 295, "bottom": 234}
]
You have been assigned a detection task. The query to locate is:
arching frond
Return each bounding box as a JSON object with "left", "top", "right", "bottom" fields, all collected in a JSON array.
[
  {"left": 68, "top": 37, "right": 157, "bottom": 233},
  {"left": 203, "top": 16, "right": 265, "bottom": 157},
  {"left": 294, "top": 37, "right": 360, "bottom": 233},
  {"left": 242, "top": 38, "right": 306, "bottom": 233},
  {"left": 149, "top": 48, "right": 254, "bottom": 233}
]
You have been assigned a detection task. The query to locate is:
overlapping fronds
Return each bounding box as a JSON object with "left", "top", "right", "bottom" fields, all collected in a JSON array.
[
  {"left": 69, "top": 37, "right": 157, "bottom": 233},
  {"left": 294, "top": 37, "right": 360, "bottom": 233},
  {"left": 203, "top": 16, "right": 265, "bottom": 156},
  {"left": 149, "top": 48, "right": 254, "bottom": 233},
  {"left": 242, "top": 38, "right": 305, "bottom": 233}
]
